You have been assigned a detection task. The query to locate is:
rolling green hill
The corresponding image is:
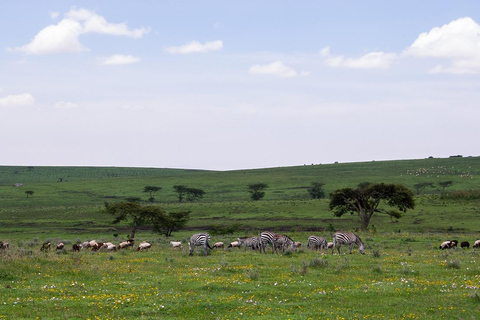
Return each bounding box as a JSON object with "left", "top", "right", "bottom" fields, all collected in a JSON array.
[{"left": 0, "top": 156, "right": 479, "bottom": 239}]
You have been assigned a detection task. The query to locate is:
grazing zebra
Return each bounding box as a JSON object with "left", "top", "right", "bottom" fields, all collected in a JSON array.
[
  {"left": 259, "top": 231, "right": 295, "bottom": 253},
  {"left": 273, "top": 234, "right": 296, "bottom": 253},
  {"left": 259, "top": 231, "right": 277, "bottom": 253},
  {"left": 188, "top": 233, "right": 213, "bottom": 256},
  {"left": 238, "top": 236, "right": 260, "bottom": 251},
  {"left": 307, "top": 235, "right": 327, "bottom": 251},
  {"left": 333, "top": 231, "right": 365, "bottom": 255}
]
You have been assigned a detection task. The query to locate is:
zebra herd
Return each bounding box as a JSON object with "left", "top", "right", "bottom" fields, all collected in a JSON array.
[{"left": 189, "top": 231, "right": 365, "bottom": 256}]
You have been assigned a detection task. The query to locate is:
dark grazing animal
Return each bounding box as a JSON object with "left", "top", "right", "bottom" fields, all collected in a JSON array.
[{"left": 461, "top": 241, "right": 470, "bottom": 249}]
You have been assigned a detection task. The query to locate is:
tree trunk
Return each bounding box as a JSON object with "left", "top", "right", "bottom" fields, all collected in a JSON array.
[
  {"left": 130, "top": 219, "right": 138, "bottom": 240},
  {"left": 359, "top": 211, "right": 371, "bottom": 232}
]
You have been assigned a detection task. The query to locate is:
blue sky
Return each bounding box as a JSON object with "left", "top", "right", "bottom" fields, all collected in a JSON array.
[{"left": 1, "top": 1, "right": 479, "bottom": 170}]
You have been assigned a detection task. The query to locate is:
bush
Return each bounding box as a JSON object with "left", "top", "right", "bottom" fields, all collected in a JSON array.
[
  {"left": 247, "top": 268, "right": 259, "bottom": 281},
  {"left": 447, "top": 259, "right": 461, "bottom": 269},
  {"left": 309, "top": 257, "right": 329, "bottom": 268},
  {"left": 209, "top": 224, "right": 240, "bottom": 235},
  {"left": 444, "top": 189, "right": 480, "bottom": 200}
]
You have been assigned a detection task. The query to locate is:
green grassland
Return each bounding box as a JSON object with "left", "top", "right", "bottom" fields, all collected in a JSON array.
[
  {"left": 0, "top": 156, "right": 479, "bottom": 238},
  {"left": 1, "top": 157, "right": 480, "bottom": 319},
  {"left": 1, "top": 235, "right": 480, "bottom": 319}
]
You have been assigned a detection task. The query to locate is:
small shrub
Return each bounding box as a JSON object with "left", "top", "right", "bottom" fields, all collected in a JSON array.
[
  {"left": 372, "top": 249, "right": 381, "bottom": 258},
  {"left": 447, "top": 259, "right": 461, "bottom": 269},
  {"left": 370, "top": 264, "right": 382, "bottom": 273},
  {"left": 17, "top": 249, "right": 34, "bottom": 257},
  {"left": 291, "top": 262, "right": 308, "bottom": 275},
  {"left": 335, "top": 257, "right": 350, "bottom": 273},
  {"left": 55, "top": 248, "right": 68, "bottom": 255},
  {"left": 246, "top": 268, "right": 259, "bottom": 281},
  {"left": 326, "top": 224, "right": 336, "bottom": 232},
  {"left": 309, "top": 257, "right": 329, "bottom": 268},
  {"left": 209, "top": 224, "right": 240, "bottom": 235},
  {"left": 219, "top": 259, "right": 229, "bottom": 269}
]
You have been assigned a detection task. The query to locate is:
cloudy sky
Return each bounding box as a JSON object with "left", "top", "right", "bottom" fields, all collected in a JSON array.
[{"left": 1, "top": 1, "right": 479, "bottom": 170}]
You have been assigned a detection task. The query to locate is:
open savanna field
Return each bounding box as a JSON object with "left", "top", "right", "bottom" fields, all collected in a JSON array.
[{"left": 1, "top": 156, "right": 480, "bottom": 319}]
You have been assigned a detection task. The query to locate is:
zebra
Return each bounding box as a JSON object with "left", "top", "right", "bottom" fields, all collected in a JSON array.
[
  {"left": 238, "top": 236, "right": 260, "bottom": 251},
  {"left": 273, "top": 234, "right": 296, "bottom": 253},
  {"left": 188, "top": 233, "right": 213, "bottom": 256},
  {"left": 333, "top": 231, "right": 365, "bottom": 255},
  {"left": 259, "top": 231, "right": 295, "bottom": 253},
  {"left": 307, "top": 235, "right": 327, "bottom": 251},
  {"left": 259, "top": 231, "right": 277, "bottom": 253}
]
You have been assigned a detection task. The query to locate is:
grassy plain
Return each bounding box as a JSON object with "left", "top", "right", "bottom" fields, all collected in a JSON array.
[
  {"left": 1, "top": 235, "right": 480, "bottom": 319},
  {"left": 0, "top": 157, "right": 480, "bottom": 319},
  {"left": 0, "top": 156, "right": 479, "bottom": 238}
]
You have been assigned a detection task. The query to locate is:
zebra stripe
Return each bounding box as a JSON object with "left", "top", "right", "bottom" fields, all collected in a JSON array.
[
  {"left": 259, "top": 231, "right": 276, "bottom": 253},
  {"left": 260, "top": 231, "right": 296, "bottom": 253},
  {"left": 333, "top": 231, "right": 365, "bottom": 254},
  {"left": 238, "top": 236, "right": 260, "bottom": 251},
  {"left": 189, "top": 233, "right": 212, "bottom": 256},
  {"left": 273, "top": 234, "right": 295, "bottom": 253},
  {"left": 307, "top": 235, "right": 327, "bottom": 251}
]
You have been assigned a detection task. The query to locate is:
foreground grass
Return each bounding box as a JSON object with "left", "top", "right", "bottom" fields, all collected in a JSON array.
[{"left": 1, "top": 234, "right": 480, "bottom": 319}]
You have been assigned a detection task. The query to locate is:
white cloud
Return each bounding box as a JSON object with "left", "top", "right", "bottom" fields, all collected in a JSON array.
[
  {"left": 249, "top": 61, "right": 301, "bottom": 78},
  {"left": 321, "top": 46, "right": 396, "bottom": 69},
  {"left": 0, "top": 93, "right": 35, "bottom": 107},
  {"left": 54, "top": 101, "right": 79, "bottom": 109},
  {"left": 65, "top": 8, "right": 149, "bottom": 38},
  {"left": 165, "top": 40, "right": 223, "bottom": 54},
  {"left": 11, "top": 7, "right": 149, "bottom": 55},
  {"left": 99, "top": 54, "right": 140, "bottom": 65},
  {"left": 405, "top": 17, "right": 480, "bottom": 74}
]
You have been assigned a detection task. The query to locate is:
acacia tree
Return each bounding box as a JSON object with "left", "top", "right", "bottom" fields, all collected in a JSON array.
[
  {"left": 329, "top": 183, "right": 415, "bottom": 231},
  {"left": 247, "top": 183, "right": 269, "bottom": 201},
  {"left": 105, "top": 201, "right": 147, "bottom": 239},
  {"left": 143, "top": 186, "right": 162, "bottom": 202},
  {"left": 173, "top": 185, "right": 188, "bottom": 202},
  {"left": 413, "top": 182, "right": 434, "bottom": 195},
  {"left": 25, "top": 190, "right": 34, "bottom": 198},
  {"left": 104, "top": 201, "right": 190, "bottom": 238},
  {"left": 308, "top": 182, "right": 325, "bottom": 199},
  {"left": 152, "top": 211, "right": 190, "bottom": 237},
  {"left": 438, "top": 181, "right": 453, "bottom": 198},
  {"left": 186, "top": 188, "right": 205, "bottom": 202}
]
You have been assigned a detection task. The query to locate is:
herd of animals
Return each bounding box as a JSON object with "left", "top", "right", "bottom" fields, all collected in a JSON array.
[
  {"left": 1, "top": 233, "right": 479, "bottom": 255},
  {"left": 439, "top": 239, "right": 480, "bottom": 249},
  {"left": 187, "top": 231, "right": 365, "bottom": 256}
]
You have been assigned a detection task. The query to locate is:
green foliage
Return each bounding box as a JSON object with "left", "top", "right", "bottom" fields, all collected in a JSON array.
[
  {"left": 444, "top": 189, "right": 480, "bottom": 200},
  {"left": 209, "top": 224, "right": 241, "bottom": 235},
  {"left": 247, "top": 183, "right": 268, "bottom": 201},
  {"left": 143, "top": 186, "right": 162, "bottom": 202},
  {"left": 173, "top": 185, "right": 205, "bottom": 202},
  {"left": 186, "top": 187, "right": 205, "bottom": 202},
  {"left": 104, "top": 202, "right": 189, "bottom": 238},
  {"left": 438, "top": 180, "right": 453, "bottom": 198},
  {"left": 308, "top": 182, "right": 325, "bottom": 199},
  {"left": 413, "top": 182, "right": 434, "bottom": 195},
  {"left": 152, "top": 211, "right": 191, "bottom": 237},
  {"left": 173, "top": 185, "right": 188, "bottom": 202},
  {"left": 329, "top": 183, "right": 415, "bottom": 231}
]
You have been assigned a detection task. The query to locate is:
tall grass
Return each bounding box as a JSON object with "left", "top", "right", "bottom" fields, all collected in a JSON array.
[{"left": 1, "top": 235, "right": 479, "bottom": 319}]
